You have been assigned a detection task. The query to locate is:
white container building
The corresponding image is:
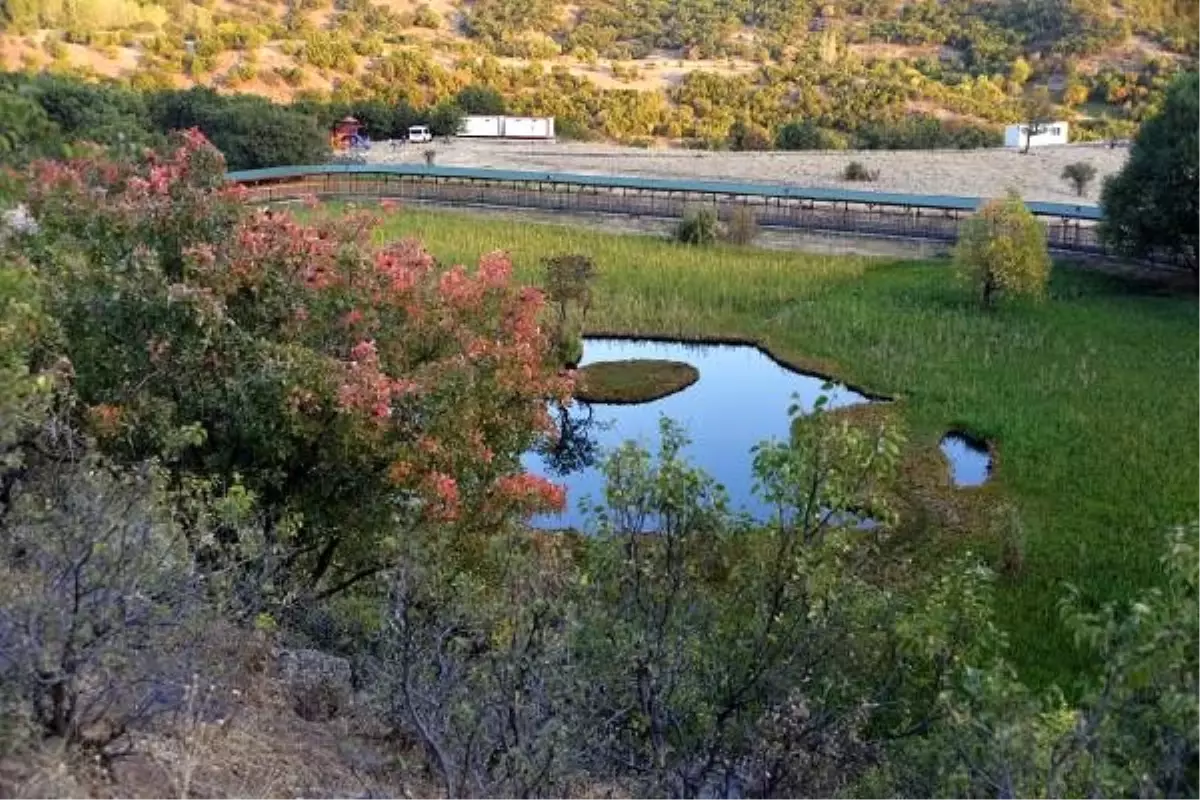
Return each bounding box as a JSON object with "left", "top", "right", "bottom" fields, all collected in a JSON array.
[
  {"left": 459, "top": 115, "right": 504, "bottom": 137},
  {"left": 1004, "top": 121, "right": 1069, "bottom": 149},
  {"left": 458, "top": 115, "right": 556, "bottom": 140}
]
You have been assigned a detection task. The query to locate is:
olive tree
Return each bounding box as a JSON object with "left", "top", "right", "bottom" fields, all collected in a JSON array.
[
  {"left": 954, "top": 191, "right": 1052, "bottom": 307},
  {"left": 1099, "top": 71, "right": 1199, "bottom": 272},
  {"left": 1061, "top": 161, "right": 1097, "bottom": 197}
]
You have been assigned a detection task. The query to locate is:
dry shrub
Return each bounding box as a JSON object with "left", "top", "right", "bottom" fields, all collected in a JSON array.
[
  {"left": 842, "top": 161, "right": 879, "bottom": 181},
  {"left": 724, "top": 205, "right": 759, "bottom": 245},
  {"left": 675, "top": 206, "right": 719, "bottom": 245}
]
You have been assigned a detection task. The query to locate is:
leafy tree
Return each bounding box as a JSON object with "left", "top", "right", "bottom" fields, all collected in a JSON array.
[
  {"left": 571, "top": 411, "right": 904, "bottom": 795},
  {"left": 455, "top": 84, "right": 507, "bottom": 115},
  {"left": 1019, "top": 86, "right": 1057, "bottom": 153},
  {"left": 0, "top": 87, "right": 61, "bottom": 164},
  {"left": 728, "top": 118, "right": 771, "bottom": 150},
  {"left": 428, "top": 101, "right": 465, "bottom": 138},
  {"left": 776, "top": 119, "right": 848, "bottom": 150},
  {"left": 868, "top": 525, "right": 1199, "bottom": 798},
  {"left": 954, "top": 191, "right": 1051, "bottom": 307},
  {"left": 8, "top": 132, "right": 573, "bottom": 602},
  {"left": 1062, "top": 81, "right": 1090, "bottom": 107},
  {"left": 541, "top": 253, "right": 597, "bottom": 367},
  {"left": 1061, "top": 161, "right": 1097, "bottom": 196},
  {"left": 1008, "top": 56, "right": 1032, "bottom": 87},
  {"left": 1099, "top": 71, "right": 1199, "bottom": 272},
  {"left": 412, "top": 3, "right": 441, "bottom": 27},
  {"left": 20, "top": 74, "right": 157, "bottom": 157},
  {"left": 149, "top": 88, "right": 330, "bottom": 170},
  {"left": 0, "top": 236, "right": 56, "bottom": 499}
]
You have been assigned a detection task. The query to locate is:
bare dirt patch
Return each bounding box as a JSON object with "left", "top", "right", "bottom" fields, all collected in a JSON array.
[{"left": 367, "top": 139, "right": 1129, "bottom": 203}]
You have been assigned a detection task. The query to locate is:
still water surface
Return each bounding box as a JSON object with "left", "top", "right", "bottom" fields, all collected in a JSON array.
[
  {"left": 522, "top": 337, "right": 876, "bottom": 530},
  {"left": 939, "top": 434, "right": 993, "bottom": 487}
]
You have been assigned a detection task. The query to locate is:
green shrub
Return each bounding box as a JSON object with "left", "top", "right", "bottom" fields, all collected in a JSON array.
[
  {"left": 1060, "top": 161, "right": 1097, "bottom": 197},
  {"left": 954, "top": 191, "right": 1052, "bottom": 307},
  {"left": 675, "top": 206, "right": 719, "bottom": 245},
  {"left": 776, "top": 120, "right": 849, "bottom": 150},
  {"left": 729, "top": 119, "right": 772, "bottom": 151},
  {"left": 842, "top": 161, "right": 879, "bottom": 181},
  {"left": 148, "top": 88, "right": 330, "bottom": 170},
  {"left": 413, "top": 4, "right": 441, "bottom": 28}
]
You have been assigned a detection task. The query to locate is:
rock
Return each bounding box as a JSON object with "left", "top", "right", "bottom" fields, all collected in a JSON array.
[
  {"left": 276, "top": 648, "right": 353, "bottom": 722},
  {"left": 294, "top": 790, "right": 384, "bottom": 799}
]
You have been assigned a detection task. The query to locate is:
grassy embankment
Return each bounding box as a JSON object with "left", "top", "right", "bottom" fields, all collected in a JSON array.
[{"left": 359, "top": 206, "right": 1197, "bottom": 690}]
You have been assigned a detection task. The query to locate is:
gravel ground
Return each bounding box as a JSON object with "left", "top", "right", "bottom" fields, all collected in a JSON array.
[{"left": 365, "top": 139, "right": 1129, "bottom": 204}]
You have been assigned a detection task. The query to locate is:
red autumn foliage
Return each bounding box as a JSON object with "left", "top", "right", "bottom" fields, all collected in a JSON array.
[{"left": 11, "top": 129, "right": 573, "bottom": 594}]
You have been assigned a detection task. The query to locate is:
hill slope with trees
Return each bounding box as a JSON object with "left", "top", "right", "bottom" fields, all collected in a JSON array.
[{"left": 0, "top": 0, "right": 1195, "bottom": 148}]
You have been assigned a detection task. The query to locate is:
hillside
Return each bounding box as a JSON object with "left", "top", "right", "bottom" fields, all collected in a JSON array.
[{"left": 0, "top": 0, "right": 1195, "bottom": 147}]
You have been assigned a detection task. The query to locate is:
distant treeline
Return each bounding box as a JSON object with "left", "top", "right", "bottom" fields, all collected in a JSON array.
[
  {"left": 0, "top": 73, "right": 469, "bottom": 170},
  {"left": 0, "top": 72, "right": 1024, "bottom": 174}
]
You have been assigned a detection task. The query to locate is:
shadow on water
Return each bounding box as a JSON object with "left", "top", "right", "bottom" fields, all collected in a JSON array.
[
  {"left": 939, "top": 432, "right": 993, "bottom": 487},
  {"left": 523, "top": 337, "right": 880, "bottom": 530}
]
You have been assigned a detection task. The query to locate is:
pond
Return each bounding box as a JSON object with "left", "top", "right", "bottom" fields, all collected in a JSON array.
[
  {"left": 521, "top": 337, "right": 878, "bottom": 530},
  {"left": 939, "top": 433, "right": 993, "bottom": 487}
]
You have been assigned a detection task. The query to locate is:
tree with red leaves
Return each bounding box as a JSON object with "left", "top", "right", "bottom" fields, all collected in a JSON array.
[{"left": 11, "top": 129, "right": 572, "bottom": 599}]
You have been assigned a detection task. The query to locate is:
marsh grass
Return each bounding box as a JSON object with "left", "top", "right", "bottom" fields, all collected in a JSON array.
[{"left": 332, "top": 205, "right": 1198, "bottom": 688}]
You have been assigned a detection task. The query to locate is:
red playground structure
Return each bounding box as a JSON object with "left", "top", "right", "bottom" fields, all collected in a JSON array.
[{"left": 330, "top": 116, "right": 371, "bottom": 151}]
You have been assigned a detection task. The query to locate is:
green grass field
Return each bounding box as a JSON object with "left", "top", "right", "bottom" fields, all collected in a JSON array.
[{"left": 361, "top": 207, "right": 1197, "bottom": 688}]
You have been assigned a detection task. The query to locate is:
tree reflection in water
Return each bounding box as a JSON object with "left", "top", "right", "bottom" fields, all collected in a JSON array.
[{"left": 538, "top": 401, "right": 605, "bottom": 477}]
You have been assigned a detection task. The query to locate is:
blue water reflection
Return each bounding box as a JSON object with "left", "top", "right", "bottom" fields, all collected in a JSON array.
[
  {"left": 939, "top": 434, "right": 992, "bottom": 487},
  {"left": 522, "top": 337, "right": 876, "bottom": 530}
]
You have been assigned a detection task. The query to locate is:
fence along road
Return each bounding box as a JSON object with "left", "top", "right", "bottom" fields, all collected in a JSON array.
[{"left": 226, "top": 163, "right": 1112, "bottom": 255}]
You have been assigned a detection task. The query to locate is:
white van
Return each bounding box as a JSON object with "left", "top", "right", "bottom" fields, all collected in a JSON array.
[{"left": 408, "top": 125, "right": 433, "bottom": 143}]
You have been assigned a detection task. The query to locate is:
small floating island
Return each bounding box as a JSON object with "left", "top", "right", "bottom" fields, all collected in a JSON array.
[{"left": 574, "top": 359, "right": 700, "bottom": 405}]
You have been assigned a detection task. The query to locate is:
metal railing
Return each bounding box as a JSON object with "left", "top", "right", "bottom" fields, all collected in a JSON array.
[{"left": 233, "top": 169, "right": 1111, "bottom": 255}]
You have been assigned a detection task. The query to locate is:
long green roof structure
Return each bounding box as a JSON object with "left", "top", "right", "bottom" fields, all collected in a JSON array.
[{"left": 224, "top": 163, "right": 1104, "bottom": 221}]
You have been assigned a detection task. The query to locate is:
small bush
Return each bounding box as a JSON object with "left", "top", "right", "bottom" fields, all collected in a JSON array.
[
  {"left": 842, "top": 161, "right": 879, "bottom": 181},
  {"left": 724, "top": 205, "right": 759, "bottom": 245},
  {"left": 675, "top": 206, "right": 719, "bottom": 245},
  {"left": 776, "top": 120, "right": 849, "bottom": 150},
  {"left": 413, "top": 3, "right": 441, "bottom": 28},
  {"left": 729, "top": 120, "right": 772, "bottom": 151},
  {"left": 954, "top": 191, "right": 1051, "bottom": 308},
  {"left": 1060, "top": 161, "right": 1097, "bottom": 197}
]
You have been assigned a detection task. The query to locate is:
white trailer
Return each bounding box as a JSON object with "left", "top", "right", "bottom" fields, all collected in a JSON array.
[
  {"left": 459, "top": 115, "right": 503, "bottom": 138},
  {"left": 1005, "top": 121, "right": 1069, "bottom": 149},
  {"left": 501, "top": 116, "right": 555, "bottom": 139},
  {"left": 457, "top": 115, "right": 555, "bottom": 140}
]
